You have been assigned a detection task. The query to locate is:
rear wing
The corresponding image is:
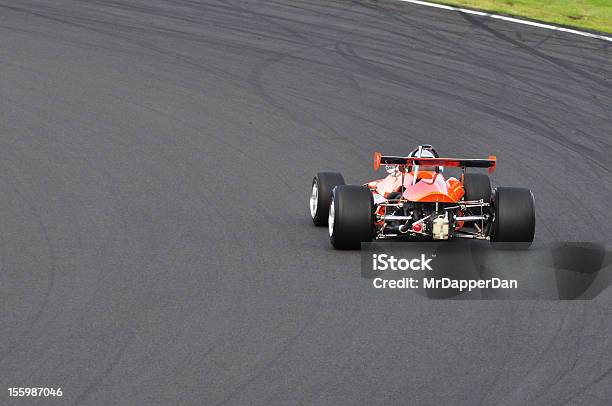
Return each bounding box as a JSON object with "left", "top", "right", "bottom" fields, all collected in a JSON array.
[{"left": 373, "top": 152, "right": 497, "bottom": 174}]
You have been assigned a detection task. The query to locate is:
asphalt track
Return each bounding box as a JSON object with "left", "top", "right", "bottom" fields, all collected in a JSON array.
[{"left": 1, "top": 0, "right": 611, "bottom": 405}]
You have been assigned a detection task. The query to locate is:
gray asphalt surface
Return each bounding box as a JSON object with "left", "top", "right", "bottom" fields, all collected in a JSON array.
[{"left": 1, "top": 0, "right": 612, "bottom": 405}]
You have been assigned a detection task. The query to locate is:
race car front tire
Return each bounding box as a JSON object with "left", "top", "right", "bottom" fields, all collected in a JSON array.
[
  {"left": 310, "top": 172, "right": 345, "bottom": 226},
  {"left": 491, "top": 187, "right": 535, "bottom": 249},
  {"left": 463, "top": 173, "right": 492, "bottom": 203},
  {"left": 329, "top": 185, "right": 374, "bottom": 250}
]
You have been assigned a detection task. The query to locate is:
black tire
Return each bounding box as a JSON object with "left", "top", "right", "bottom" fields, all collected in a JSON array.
[
  {"left": 329, "top": 185, "right": 374, "bottom": 250},
  {"left": 491, "top": 187, "right": 535, "bottom": 249},
  {"left": 463, "top": 173, "right": 492, "bottom": 203},
  {"left": 310, "top": 172, "right": 345, "bottom": 226}
]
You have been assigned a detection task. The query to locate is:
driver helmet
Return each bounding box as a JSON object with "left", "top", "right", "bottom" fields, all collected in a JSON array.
[{"left": 408, "top": 145, "right": 441, "bottom": 172}]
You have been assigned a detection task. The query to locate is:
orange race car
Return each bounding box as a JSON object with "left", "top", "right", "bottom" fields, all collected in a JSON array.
[{"left": 309, "top": 145, "right": 535, "bottom": 249}]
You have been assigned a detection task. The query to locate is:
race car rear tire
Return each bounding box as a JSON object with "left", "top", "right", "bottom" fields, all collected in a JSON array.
[
  {"left": 463, "top": 173, "right": 492, "bottom": 203},
  {"left": 329, "top": 185, "right": 374, "bottom": 250},
  {"left": 491, "top": 187, "right": 535, "bottom": 249},
  {"left": 310, "top": 172, "right": 345, "bottom": 226}
]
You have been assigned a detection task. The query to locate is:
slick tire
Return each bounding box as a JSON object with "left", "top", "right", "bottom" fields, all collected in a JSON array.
[
  {"left": 463, "top": 173, "right": 492, "bottom": 203},
  {"left": 310, "top": 172, "right": 345, "bottom": 226},
  {"left": 491, "top": 187, "right": 535, "bottom": 249},
  {"left": 329, "top": 185, "right": 374, "bottom": 250}
]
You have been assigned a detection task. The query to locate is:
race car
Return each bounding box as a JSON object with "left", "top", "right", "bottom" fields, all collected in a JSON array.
[{"left": 309, "top": 145, "right": 535, "bottom": 249}]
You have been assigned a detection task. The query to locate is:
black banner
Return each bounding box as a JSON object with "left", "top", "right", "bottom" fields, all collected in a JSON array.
[{"left": 361, "top": 241, "right": 612, "bottom": 300}]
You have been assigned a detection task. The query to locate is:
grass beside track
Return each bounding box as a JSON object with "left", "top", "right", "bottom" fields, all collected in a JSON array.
[{"left": 430, "top": 0, "right": 612, "bottom": 34}]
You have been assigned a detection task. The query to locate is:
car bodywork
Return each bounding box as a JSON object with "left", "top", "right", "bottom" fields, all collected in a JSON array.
[{"left": 366, "top": 151, "right": 497, "bottom": 240}]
